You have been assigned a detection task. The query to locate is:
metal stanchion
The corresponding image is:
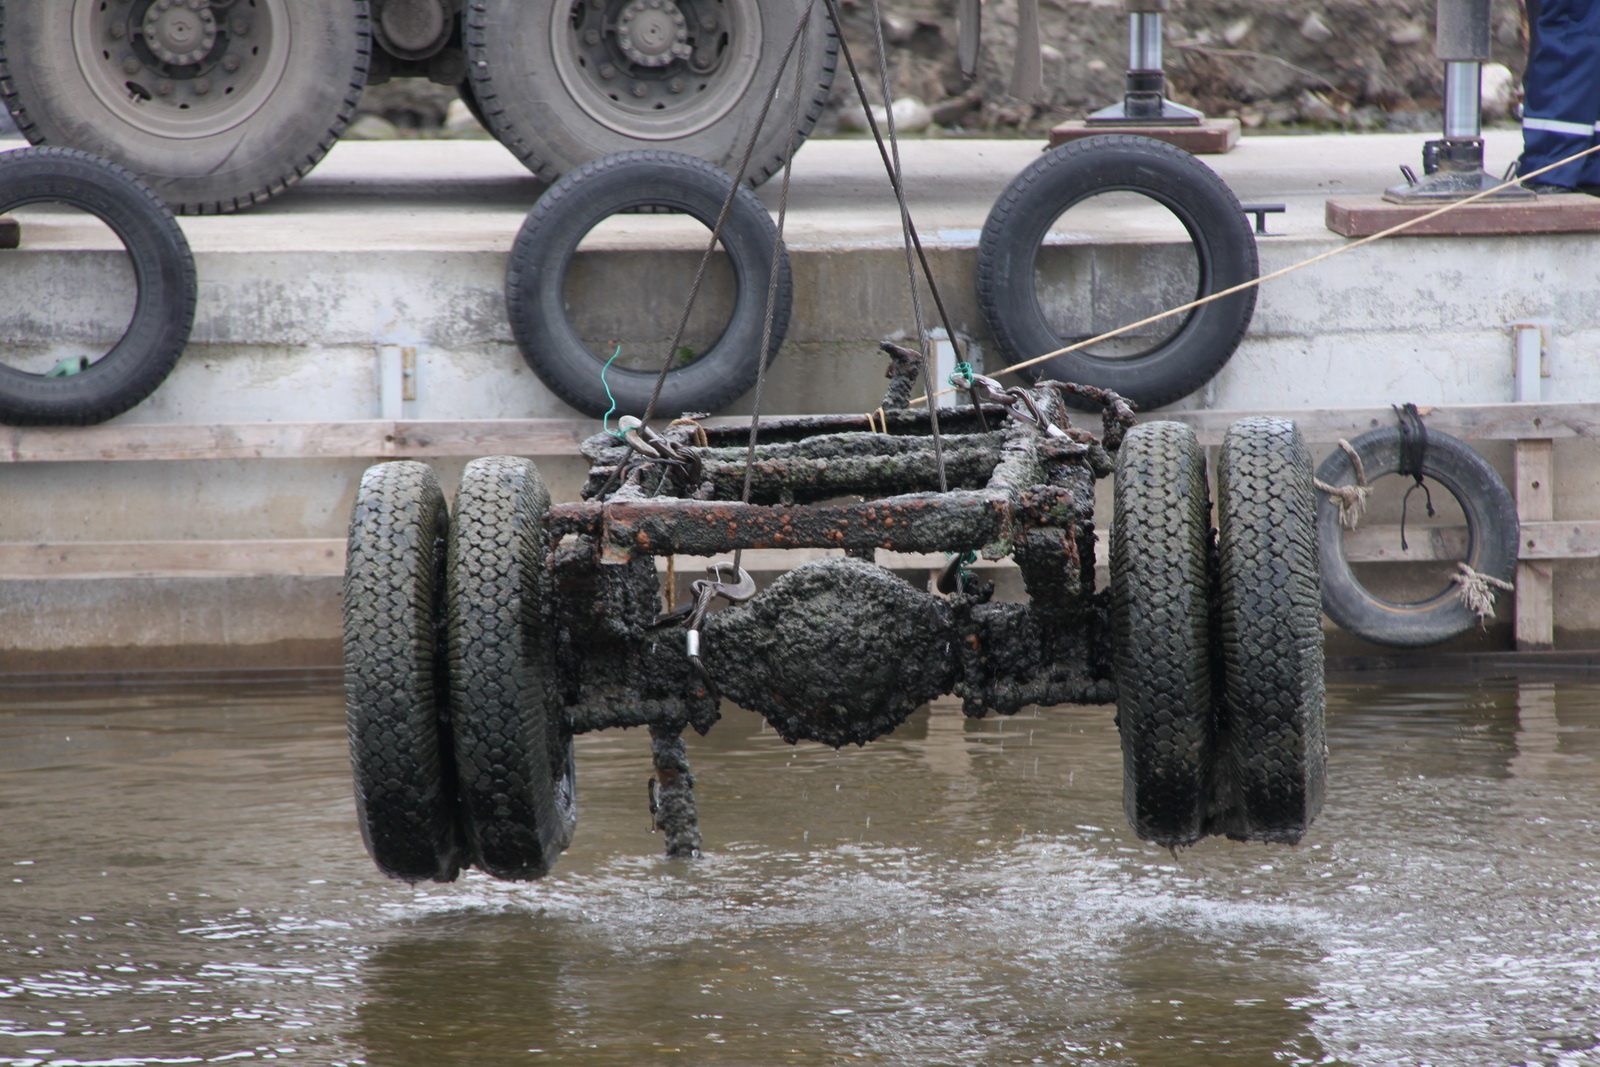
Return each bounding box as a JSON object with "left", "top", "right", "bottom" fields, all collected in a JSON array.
[
  {"left": 1385, "top": 0, "right": 1532, "bottom": 201},
  {"left": 1086, "top": 0, "right": 1202, "bottom": 126}
]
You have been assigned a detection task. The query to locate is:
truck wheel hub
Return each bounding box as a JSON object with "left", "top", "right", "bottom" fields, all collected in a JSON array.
[
  {"left": 143, "top": 0, "right": 218, "bottom": 68},
  {"left": 616, "top": 0, "right": 691, "bottom": 68}
]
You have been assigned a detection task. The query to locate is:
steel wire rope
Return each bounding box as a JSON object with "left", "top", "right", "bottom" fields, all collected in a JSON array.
[
  {"left": 637, "top": 11, "right": 814, "bottom": 426},
  {"left": 911, "top": 142, "right": 1600, "bottom": 406},
  {"left": 821, "top": 0, "right": 971, "bottom": 490},
  {"left": 733, "top": 0, "right": 817, "bottom": 574}
]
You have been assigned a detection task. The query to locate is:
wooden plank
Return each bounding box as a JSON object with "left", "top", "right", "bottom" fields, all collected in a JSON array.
[
  {"left": 3, "top": 404, "right": 1600, "bottom": 464},
  {"left": 0, "top": 418, "right": 606, "bottom": 464},
  {"left": 1160, "top": 402, "right": 1600, "bottom": 447},
  {"left": 0, "top": 539, "right": 345, "bottom": 580},
  {"left": 1514, "top": 439, "right": 1555, "bottom": 651},
  {"left": 1325, "top": 195, "right": 1600, "bottom": 238},
  {"left": 1339, "top": 520, "right": 1600, "bottom": 562},
  {"left": 9, "top": 517, "right": 1600, "bottom": 581},
  {"left": 1048, "top": 118, "right": 1240, "bottom": 154}
]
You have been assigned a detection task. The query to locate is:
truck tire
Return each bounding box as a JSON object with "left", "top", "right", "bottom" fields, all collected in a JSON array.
[
  {"left": 344, "top": 461, "right": 464, "bottom": 884},
  {"left": 465, "top": 0, "right": 837, "bottom": 186},
  {"left": 506, "top": 149, "right": 790, "bottom": 418},
  {"left": 0, "top": 147, "right": 195, "bottom": 426},
  {"left": 1213, "top": 417, "right": 1325, "bottom": 844},
  {"left": 1111, "top": 420, "right": 1216, "bottom": 849},
  {"left": 977, "top": 135, "right": 1258, "bottom": 412},
  {"left": 448, "top": 456, "right": 577, "bottom": 881},
  {"left": 0, "top": 0, "right": 371, "bottom": 214},
  {"left": 1315, "top": 426, "right": 1519, "bottom": 648}
]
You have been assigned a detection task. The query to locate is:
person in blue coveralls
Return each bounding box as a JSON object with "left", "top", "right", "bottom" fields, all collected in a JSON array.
[{"left": 1519, "top": 0, "right": 1600, "bottom": 192}]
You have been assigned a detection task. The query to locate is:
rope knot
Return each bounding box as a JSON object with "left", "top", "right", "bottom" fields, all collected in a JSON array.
[
  {"left": 1313, "top": 438, "right": 1370, "bottom": 529},
  {"left": 1453, "top": 562, "right": 1515, "bottom": 625}
]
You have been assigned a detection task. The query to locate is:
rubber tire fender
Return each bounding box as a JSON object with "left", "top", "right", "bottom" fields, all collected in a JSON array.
[
  {"left": 0, "top": 147, "right": 196, "bottom": 426},
  {"left": 343, "top": 461, "right": 464, "bottom": 884},
  {"left": 465, "top": 0, "right": 837, "bottom": 187},
  {"left": 505, "top": 149, "right": 791, "bottom": 419},
  {"left": 1315, "top": 426, "right": 1519, "bottom": 649},
  {"left": 1213, "top": 417, "right": 1326, "bottom": 844},
  {"left": 976, "top": 134, "right": 1258, "bottom": 412},
  {"left": 1111, "top": 420, "right": 1216, "bottom": 848},
  {"left": 448, "top": 456, "right": 577, "bottom": 881},
  {"left": 0, "top": 0, "right": 370, "bottom": 214}
]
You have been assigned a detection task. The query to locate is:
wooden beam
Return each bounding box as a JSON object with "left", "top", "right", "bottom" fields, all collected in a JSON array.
[
  {"left": 2, "top": 403, "right": 1599, "bottom": 464},
  {"left": 1514, "top": 440, "right": 1555, "bottom": 651},
  {"left": 1339, "top": 521, "right": 1600, "bottom": 562},
  {"left": 0, "top": 539, "right": 346, "bottom": 580}
]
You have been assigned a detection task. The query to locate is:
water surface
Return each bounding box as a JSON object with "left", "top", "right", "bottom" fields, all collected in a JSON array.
[{"left": 2, "top": 675, "right": 1597, "bottom": 1065}]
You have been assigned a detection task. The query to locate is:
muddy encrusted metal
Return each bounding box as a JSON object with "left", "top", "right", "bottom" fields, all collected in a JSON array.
[{"left": 342, "top": 354, "right": 1326, "bottom": 884}]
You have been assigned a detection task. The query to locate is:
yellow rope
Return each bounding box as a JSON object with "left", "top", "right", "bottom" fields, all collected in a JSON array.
[{"left": 911, "top": 142, "right": 1600, "bottom": 407}]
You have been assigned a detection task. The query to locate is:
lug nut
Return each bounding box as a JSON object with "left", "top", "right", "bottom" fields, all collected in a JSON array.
[
  {"left": 193, "top": 77, "right": 211, "bottom": 94},
  {"left": 630, "top": 81, "right": 647, "bottom": 97},
  {"left": 668, "top": 76, "right": 683, "bottom": 93},
  {"left": 221, "top": 54, "right": 241, "bottom": 73},
  {"left": 701, "top": 15, "right": 716, "bottom": 30},
  {"left": 109, "top": 22, "right": 126, "bottom": 39},
  {"left": 156, "top": 79, "right": 174, "bottom": 95},
  {"left": 122, "top": 57, "right": 142, "bottom": 74},
  {"left": 599, "top": 63, "right": 617, "bottom": 79},
  {"left": 584, "top": 28, "right": 601, "bottom": 45},
  {"left": 231, "top": 18, "right": 249, "bottom": 35}
]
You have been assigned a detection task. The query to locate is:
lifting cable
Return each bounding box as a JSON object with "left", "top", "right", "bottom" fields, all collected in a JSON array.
[{"left": 911, "top": 141, "right": 1600, "bottom": 407}]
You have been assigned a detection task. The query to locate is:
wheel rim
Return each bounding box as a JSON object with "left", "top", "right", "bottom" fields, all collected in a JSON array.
[
  {"left": 71, "top": 0, "right": 292, "bottom": 139},
  {"left": 550, "top": 0, "right": 764, "bottom": 140}
]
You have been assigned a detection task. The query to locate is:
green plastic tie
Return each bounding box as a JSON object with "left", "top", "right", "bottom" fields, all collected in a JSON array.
[
  {"left": 46, "top": 356, "right": 89, "bottom": 378},
  {"left": 600, "top": 345, "right": 624, "bottom": 437},
  {"left": 949, "top": 361, "right": 974, "bottom": 388}
]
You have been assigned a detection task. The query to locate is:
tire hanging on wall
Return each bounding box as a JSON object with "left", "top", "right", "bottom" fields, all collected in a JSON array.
[
  {"left": 505, "top": 149, "right": 791, "bottom": 419},
  {"left": 344, "top": 461, "right": 464, "bottom": 884},
  {"left": 1315, "top": 426, "right": 1519, "bottom": 649},
  {"left": 448, "top": 455, "right": 577, "bottom": 881},
  {"left": 1111, "top": 419, "right": 1216, "bottom": 848},
  {"left": 0, "top": 147, "right": 196, "bottom": 426},
  {"left": 976, "top": 135, "right": 1258, "bottom": 412},
  {"left": 1212, "top": 417, "right": 1325, "bottom": 844}
]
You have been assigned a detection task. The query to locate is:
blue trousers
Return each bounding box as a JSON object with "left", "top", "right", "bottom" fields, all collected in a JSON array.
[{"left": 1520, "top": 0, "right": 1600, "bottom": 186}]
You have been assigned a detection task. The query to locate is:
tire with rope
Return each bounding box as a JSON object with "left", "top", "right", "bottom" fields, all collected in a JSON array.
[
  {"left": 1213, "top": 417, "right": 1325, "bottom": 844},
  {"left": 1314, "top": 422, "right": 1519, "bottom": 649},
  {"left": 343, "top": 460, "right": 464, "bottom": 884},
  {"left": 975, "top": 135, "right": 1258, "bottom": 412},
  {"left": 505, "top": 149, "right": 791, "bottom": 420},
  {"left": 448, "top": 456, "right": 577, "bottom": 881},
  {"left": 0, "top": 147, "right": 196, "bottom": 426},
  {"left": 1111, "top": 420, "right": 1216, "bottom": 849}
]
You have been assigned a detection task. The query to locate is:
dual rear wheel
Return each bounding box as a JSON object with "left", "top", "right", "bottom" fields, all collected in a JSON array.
[
  {"left": 343, "top": 457, "right": 575, "bottom": 883},
  {"left": 1111, "top": 418, "right": 1325, "bottom": 848}
]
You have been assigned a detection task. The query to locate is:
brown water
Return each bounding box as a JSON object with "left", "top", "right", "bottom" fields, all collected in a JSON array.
[{"left": 2, "top": 674, "right": 1598, "bottom": 1066}]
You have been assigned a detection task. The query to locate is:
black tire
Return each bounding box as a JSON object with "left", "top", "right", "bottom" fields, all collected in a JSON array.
[
  {"left": 976, "top": 135, "right": 1258, "bottom": 411},
  {"left": 465, "top": 0, "right": 836, "bottom": 187},
  {"left": 0, "top": 147, "right": 195, "bottom": 426},
  {"left": 343, "top": 461, "right": 463, "bottom": 884},
  {"left": 1213, "top": 417, "right": 1325, "bottom": 844},
  {"left": 1111, "top": 420, "right": 1215, "bottom": 848},
  {"left": 448, "top": 456, "right": 576, "bottom": 881},
  {"left": 506, "top": 149, "right": 791, "bottom": 418},
  {"left": 1316, "top": 427, "right": 1519, "bottom": 648},
  {"left": 0, "top": 0, "right": 370, "bottom": 214}
]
